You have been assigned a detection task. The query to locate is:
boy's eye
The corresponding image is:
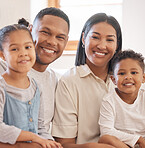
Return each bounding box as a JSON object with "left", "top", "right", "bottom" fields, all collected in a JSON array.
[
  {"left": 11, "top": 48, "right": 17, "bottom": 51},
  {"left": 131, "top": 71, "right": 137, "bottom": 74}
]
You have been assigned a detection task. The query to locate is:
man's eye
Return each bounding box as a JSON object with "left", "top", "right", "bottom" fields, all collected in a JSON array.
[
  {"left": 41, "top": 31, "right": 50, "bottom": 35},
  {"left": 57, "top": 36, "right": 65, "bottom": 40}
]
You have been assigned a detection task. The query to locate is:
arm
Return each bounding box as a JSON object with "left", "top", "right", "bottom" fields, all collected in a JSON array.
[
  {"left": 0, "top": 88, "right": 21, "bottom": 144},
  {"left": 37, "top": 90, "right": 54, "bottom": 140},
  {"left": 37, "top": 85, "right": 62, "bottom": 148},
  {"left": 99, "top": 98, "right": 140, "bottom": 147},
  {"left": 52, "top": 78, "right": 78, "bottom": 139}
]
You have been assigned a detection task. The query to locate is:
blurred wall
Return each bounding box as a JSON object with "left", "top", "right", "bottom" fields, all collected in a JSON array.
[{"left": 0, "top": 0, "right": 145, "bottom": 71}]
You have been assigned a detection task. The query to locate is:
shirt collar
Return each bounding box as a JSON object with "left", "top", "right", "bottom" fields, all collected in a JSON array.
[{"left": 78, "top": 64, "right": 111, "bottom": 84}]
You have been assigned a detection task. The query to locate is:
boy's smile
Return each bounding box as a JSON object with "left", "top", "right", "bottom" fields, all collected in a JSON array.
[{"left": 112, "top": 58, "right": 145, "bottom": 103}]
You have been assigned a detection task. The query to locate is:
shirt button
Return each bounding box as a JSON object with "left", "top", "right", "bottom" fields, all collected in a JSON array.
[
  {"left": 29, "top": 118, "right": 33, "bottom": 122},
  {"left": 28, "top": 101, "right": 31, "bottom": 105}
]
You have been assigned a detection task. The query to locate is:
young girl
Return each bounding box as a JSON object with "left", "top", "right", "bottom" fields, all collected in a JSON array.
[
  {"left": 0, "top": 23, "right": 62, "bottom": 148},
  {"left": 52, "top": 13, "right": 122, "bottom": 148},
  {"left": 99, "top": 50, "right": 145, "bottom": 148}
]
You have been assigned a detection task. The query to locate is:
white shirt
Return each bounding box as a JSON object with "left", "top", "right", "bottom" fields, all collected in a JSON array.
[
  {"left": 52, "top": 64, "right": 115, "bottom": 144},
  {"left": 99, "top": 88, "right": 145, "bottom": 147}
]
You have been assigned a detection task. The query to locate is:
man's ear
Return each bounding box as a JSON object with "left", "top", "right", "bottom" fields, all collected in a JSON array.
[
  {"left": 110, "top": 75, "right": 117, "bottom": 85},
  {"left": 28, "top": 24, "right": 33, "bottom": 32},
  {"left": 0, "top": 51, "right": 6, "bottom": 61},
  {"left": 142, "top": 73, "right": 145, "bottom": 83}
]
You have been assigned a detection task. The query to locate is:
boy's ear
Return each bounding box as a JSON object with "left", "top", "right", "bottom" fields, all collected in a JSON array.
[
  {"left": 142, "top": 73, "right": 145, "bottom": 83},
  {"left": 110, "top": 75, "right": 117, "bottom": 85},
  {"left": 0, "top": 51, "right": 6, "bottom": 61}
]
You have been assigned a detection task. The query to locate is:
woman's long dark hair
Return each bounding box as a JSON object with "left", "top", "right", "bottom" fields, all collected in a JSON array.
[{"left": 75, "top": 13, "right": 122, "bottom": 72}]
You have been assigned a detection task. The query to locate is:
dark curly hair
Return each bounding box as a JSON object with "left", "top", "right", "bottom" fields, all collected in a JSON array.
[{"left": 111, "top": 49, "right": 145, "bottom": 74}]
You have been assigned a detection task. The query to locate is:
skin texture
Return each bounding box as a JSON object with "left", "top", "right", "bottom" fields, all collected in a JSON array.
[{"left": 31, "top": 15, "right": 69, "bottom": 72}]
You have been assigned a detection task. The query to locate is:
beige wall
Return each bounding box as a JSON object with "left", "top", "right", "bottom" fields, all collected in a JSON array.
[
  {"left": 0, "top": 0, "right": 145, "bottom": 71},
  {"left": 0, "top": 0, "right": 30, "bottom": 28}
]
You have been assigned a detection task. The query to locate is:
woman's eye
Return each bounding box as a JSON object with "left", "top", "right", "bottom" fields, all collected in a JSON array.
[
  {"left": 92, "top": 36, "right": 99, "bottom": 39},
  {"left": 107, "top": 39, "right": 114, "bottom": 42}
]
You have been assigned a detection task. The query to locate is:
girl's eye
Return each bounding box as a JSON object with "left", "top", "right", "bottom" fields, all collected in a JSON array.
[
  {"left": 118, "top": 72, "right": 125, "bottom": 75},
  {"left": 25, "top": 46, "right": 31, "bottom": 49}
]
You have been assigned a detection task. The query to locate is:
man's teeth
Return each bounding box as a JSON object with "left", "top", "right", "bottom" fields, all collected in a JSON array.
[
  {"left": 43, "top": 48, "right": 54, "bottom": 53},
  {"left": 95, "top": 52, "right": 105, "bottom": 56}
]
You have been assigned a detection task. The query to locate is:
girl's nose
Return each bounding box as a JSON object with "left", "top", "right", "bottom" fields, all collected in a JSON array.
[{"left": 19, "top": 49, "right": 28, "bottom": 57}]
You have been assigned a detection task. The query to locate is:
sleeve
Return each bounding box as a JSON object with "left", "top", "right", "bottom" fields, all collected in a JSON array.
[
  {"left": 37, "top": 88, "right": 54, "bottom": 140},
  {"left": 99, "top": 98, "right": 140, "bottom": 147},
  {"left": 52, "top": 78, "right": 78, "bottom": 138},
  {"left": 0, "top": 59, "right": 7, "bottom": 75},
  {"left": 0, "top": 87, "right": 21, "bottom": 144}
]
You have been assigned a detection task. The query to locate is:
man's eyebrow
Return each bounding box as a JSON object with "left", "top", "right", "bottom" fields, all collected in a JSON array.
[{"left": 41, "top": 27, "right": 67, "bottom": 37}]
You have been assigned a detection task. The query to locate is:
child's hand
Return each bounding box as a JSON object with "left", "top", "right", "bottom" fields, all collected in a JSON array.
[
  {"left": 32, "top": 136, "right": 63, "bottom": 148},
  {"left": 137, "top": 136, "right": 145, "bottom": 148}
]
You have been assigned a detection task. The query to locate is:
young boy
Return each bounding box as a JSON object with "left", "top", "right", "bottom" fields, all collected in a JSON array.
[{"left": 99, "top": 50, "right": 145, "bottom": 148}]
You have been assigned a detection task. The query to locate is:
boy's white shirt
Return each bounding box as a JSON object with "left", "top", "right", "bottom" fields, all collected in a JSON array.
[{"left": 99, "top": 88, "right": 145, "bottom": 147}]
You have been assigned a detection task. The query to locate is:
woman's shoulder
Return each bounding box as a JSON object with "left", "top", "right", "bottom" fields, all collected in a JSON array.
[{"left": 59, "top": 66, "right": 83, "bottom": 83}]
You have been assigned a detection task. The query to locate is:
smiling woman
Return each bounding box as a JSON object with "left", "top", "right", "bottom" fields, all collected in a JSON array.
[{"left": 52, "top": 13, "right": 122, "bottom": 148}]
